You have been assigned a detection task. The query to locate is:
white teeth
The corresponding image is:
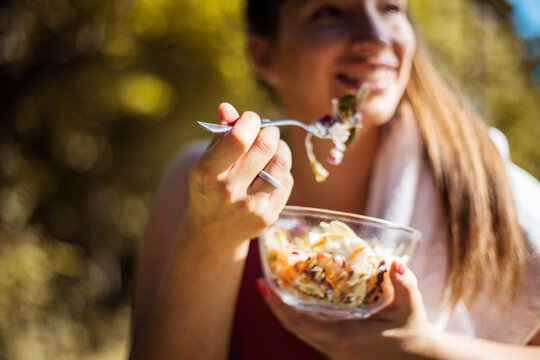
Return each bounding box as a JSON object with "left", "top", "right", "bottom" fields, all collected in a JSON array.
[{"left": 342, "top": 69, "right": 392, "bottom": 81}]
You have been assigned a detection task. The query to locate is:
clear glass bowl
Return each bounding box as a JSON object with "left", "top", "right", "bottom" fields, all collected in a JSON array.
[{"left": 258, "top": 205, "right": 421, "bottom": 319}]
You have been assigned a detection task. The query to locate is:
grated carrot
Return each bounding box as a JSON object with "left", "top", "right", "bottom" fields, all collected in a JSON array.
[
  {"left": 312, "top": 232, "right": 350, "bottom": 248},
  {"left": 312, "top": 236, "right": 328, "bottom": 248},
  {"left": 349, "top": 246, "right": 365, "bottom": 260}
]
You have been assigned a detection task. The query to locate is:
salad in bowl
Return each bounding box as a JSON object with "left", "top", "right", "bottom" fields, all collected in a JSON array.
[{"left": 259, "top": 206, "right": 421, "bottom": 319}]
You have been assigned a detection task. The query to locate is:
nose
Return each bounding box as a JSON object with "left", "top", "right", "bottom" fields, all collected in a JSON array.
[{"left": 350, "top": 11, "right": 390, "bottom": 52}]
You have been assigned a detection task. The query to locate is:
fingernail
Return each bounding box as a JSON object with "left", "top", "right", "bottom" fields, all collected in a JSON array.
[
  {"left": 395, "top": 260, "right": 405, "bottom": 276},
  {"left": 223, "top": 116, "right": 240, "bottom": 126},
  {"left": 256, "top": 279, "right": 268, "bottom": 298}
]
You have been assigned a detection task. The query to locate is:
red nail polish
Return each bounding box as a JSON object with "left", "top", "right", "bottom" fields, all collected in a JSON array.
[
  {"left": 395, "top": 261, "right": 405, "bottom": 276},
  {"left": 256, "top": 280, "right": 268, "bottom": 298}
]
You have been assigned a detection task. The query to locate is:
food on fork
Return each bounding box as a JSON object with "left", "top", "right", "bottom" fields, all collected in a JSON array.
[{"left": 305, "top": 84, "right": 370, "bottom": 182}]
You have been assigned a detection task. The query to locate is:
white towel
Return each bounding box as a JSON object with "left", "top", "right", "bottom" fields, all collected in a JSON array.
[{"left": 364, "top": 104, "right": 540, "bottom": 344}]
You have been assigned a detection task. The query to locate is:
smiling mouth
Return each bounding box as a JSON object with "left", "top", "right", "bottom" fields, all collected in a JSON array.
[{"left": 336, "top": 68, "right": 396, "bottom": 90}]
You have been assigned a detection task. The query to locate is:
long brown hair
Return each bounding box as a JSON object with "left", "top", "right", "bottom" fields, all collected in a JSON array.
[
  {"left": 406, "top": 47, "right": 525, "bottom": 307},
  {"left": 245, "top": 0, "right": 526, "bottom": 308}
]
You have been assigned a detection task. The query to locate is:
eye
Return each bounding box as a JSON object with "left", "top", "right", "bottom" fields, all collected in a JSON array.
[
  {"left": 311, "top": 6, "right": 345, "bottom": 21},
  {"left": 382, "top": 2, "right": 401, "bottom": 14}
]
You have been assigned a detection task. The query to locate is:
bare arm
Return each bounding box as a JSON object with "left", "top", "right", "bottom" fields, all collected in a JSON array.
[
  {"left": 426, "top": 330, "right": 540, "bottom": 360},
  {"left": 130, "top": 141, "right": 204, "bottom": 340},
  {"left": 130, "top": 104, "right": 293, "bottom": 359},
  {"left": 132, "top": 215, "right": 251, "bottom": 359}
]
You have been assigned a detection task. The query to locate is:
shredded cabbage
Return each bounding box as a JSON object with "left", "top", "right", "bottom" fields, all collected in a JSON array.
[{"left": 264, "top": 220, "right": 392, "bottom": 307}]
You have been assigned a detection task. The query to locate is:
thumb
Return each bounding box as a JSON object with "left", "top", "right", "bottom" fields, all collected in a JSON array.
[
  {"left": 389, "top": 259, "right": 418, "bottom": 308},
  {"left": 217, "top": 102, "right": 240, "bottom": 125}
]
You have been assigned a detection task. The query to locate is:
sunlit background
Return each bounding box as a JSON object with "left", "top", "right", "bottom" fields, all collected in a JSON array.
[{"left": 0, "top": 0, "right": 539, "bottom": 359}]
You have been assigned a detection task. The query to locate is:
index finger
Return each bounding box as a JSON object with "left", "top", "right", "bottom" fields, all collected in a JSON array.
[{"left": 201, "top": 110, "right": 262, "bottom": 174}]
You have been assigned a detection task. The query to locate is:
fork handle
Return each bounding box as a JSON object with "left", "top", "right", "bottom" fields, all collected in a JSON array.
[
  {"left": 197, "top": 120, "right": 301, "bottom": 134},
  {"left": 196, "top": 122, "right": 234, "bottom": 133}
]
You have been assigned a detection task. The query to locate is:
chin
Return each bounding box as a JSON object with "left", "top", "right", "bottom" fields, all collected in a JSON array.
[{"left": 361, "top": 99, "right": 400, "bottom": 127}]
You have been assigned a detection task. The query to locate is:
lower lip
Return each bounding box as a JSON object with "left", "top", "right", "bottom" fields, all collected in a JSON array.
[{"left": 336, "top": 72, "right": 396, "bottom": 92}]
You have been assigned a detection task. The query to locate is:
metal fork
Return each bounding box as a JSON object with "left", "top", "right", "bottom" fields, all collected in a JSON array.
[{"left": 197, "top": 119, "right": 332, "bottom": 139}]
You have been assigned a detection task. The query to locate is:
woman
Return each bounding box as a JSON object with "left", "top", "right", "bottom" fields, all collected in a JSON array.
[{"left": 130, "top": 0, "right": 540, "bottom": 358}]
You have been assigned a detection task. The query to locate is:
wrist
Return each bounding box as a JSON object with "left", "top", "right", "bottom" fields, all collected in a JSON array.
[
  {"left": 406, "top": 326, "right": 440, "bottom": 360},
  {"left": 384, "top": 321, "right": 438, "bottom": 359},
  {"left": 181, "top": 216, "right": 253, "bottom": 258},
  {"left": 182, "top": 212, "right": 251, "bottom": 250},
  {"left": 183, "top": 205, "right": 268, "bottom": 247}
]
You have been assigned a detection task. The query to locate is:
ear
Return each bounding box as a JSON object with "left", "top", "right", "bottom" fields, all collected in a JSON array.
[{"left": 248, "top": 34, "right": 277, "bottom": 86}]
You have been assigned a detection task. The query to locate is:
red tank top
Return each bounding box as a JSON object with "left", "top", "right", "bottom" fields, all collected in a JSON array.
[{"left": 228, "top": 239, "right": 326, "bottom": 359}]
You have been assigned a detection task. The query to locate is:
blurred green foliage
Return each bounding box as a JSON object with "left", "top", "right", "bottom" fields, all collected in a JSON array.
[
  {"left": 411, "top": 0, "right": 540, "bottom": 176},
  {"left": 0, "top": 0, "right": 538, "bottom": 359}
]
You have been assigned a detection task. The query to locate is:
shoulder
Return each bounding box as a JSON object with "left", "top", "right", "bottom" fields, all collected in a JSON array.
[
  {"left": 161, "top": 140, "right": 209, "bottom": 188},
  {"left": 149, "top": 140, "right": 209, "bottom": 221},
  {"left": 144, "top": 139, "right": 209, "bottom": 244},
  {"left": 488, "top": 127, "right": 510, "bottom": 159},
  {"left": 507, "top": 163, "right": 540, "bottom": 344},
  {"left": 471, "top": 129, "right": 540, "bottom": 344},
  {"left": 161, "top": 140, "right": 208, "bottom": 182},
  {"left": 489, "top": 128, "right": 540, "bottom": 248},
  {"left": 139, "top": 139, "right": 209, "bottom": 286},
  {"left": 508, "top": 163, "right": 540, "bottom": 249}
]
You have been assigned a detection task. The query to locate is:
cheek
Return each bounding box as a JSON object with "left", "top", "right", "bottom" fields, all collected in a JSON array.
[
  {"left": 279, "top": 26, "right": 343, "bottom": 73},
  {"left": 275, "top": 37, "right": 338, "bottom": 116},
  {"left": 364, "top": 31, "right": 416, "bottom": 126},
  {"left": 395, "top": 26, "right": 416, "bottom": 79},
  {"left": 283, "top": 36, "right": 337, "bottom": 75}
]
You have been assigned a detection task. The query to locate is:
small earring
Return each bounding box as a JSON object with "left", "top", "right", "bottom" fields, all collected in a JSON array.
[{"left": 267, "top": 73, "right": 279, "bottom": 86}]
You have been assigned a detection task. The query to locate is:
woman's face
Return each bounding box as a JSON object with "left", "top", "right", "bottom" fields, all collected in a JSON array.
[{"left": 252, "top": 0, "right": 416, "bottom": 127}]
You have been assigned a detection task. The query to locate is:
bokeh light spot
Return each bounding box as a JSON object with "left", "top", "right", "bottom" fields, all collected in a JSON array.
[
  {"left": 63, "top": 131, "right": 100, "bottom": 171},
  {"left": 117, "top": 73, "right": 173, "bottom": 118},
  {"left": 0, "top": 184, "right": 37, "bottom": 230}
]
